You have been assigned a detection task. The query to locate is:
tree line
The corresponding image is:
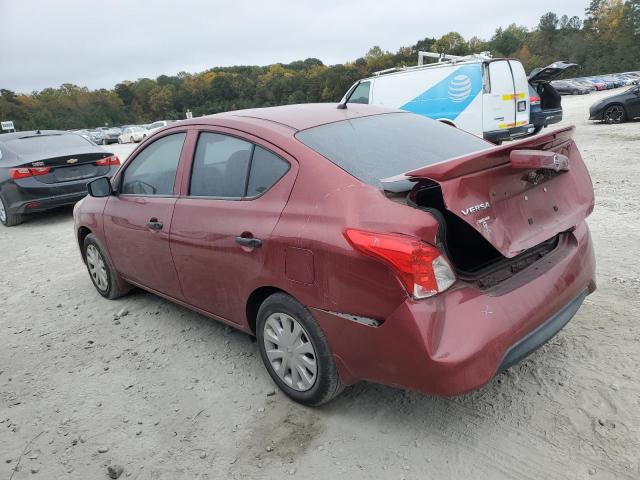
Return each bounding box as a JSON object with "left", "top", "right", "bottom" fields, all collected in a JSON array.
[{"left": 1, "top": 0, "right": 638, "bottom": 131}]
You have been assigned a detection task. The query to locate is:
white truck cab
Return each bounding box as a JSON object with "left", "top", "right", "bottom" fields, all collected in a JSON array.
[{"left": 342, "top": 52, "right": 535, "bottom": 143}]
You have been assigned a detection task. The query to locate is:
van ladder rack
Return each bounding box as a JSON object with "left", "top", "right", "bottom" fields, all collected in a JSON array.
[{"left": 372, "top": 51, "right": 493, "bottom": 77}]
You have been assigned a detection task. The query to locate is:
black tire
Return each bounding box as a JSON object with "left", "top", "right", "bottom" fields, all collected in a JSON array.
[
  {"left": 83, "top": 233, "right": 126, "bottom": 299},
  {"left": 603, "top": 104, "right": 626, "bottom": 124},
  {"left": 256, "top": 293, "right": 344, "bottom": 406},
  {"left": 0, "top": 194, "right": 23, "bottom": 227}
]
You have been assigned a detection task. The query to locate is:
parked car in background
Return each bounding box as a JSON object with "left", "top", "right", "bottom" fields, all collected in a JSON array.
[
  {"left": 101, "top": 127, "right": 122, "bottom": 145},
  {"left": 570, "top": 78, "right": 597, "bottom": 92},
  {"left": 614, "top": 73, "right": 639, "bottom": 85},
  {"left": 528, "top": 61, "right": 577, "bottom": 134},
  {"left": 603, "top": 75, "right": 626, "bottom": 88},
  {"left": 550, "top": 79, "right": 592, "bottom": 95},
  {"left": 118, "top": 126, "right": 149, "bottom": 144},
  {"left": 74, "top": 129, "right": 92, "bottom": 141},
  {"left": 88, "top": 129, "right": 106, "bottom": 145},
  {"left": 589, "top": 85, "right": 640, "bottom": 124},
  {"left": 0, "top": 130, "right": 120, "bottom": 226},
  {"left": 581, "top": 77, "right": 607, "bottom": 90},
  {"left": 146, "top": 120, "right": 175, "bottom": 134},
  {"left": 74, "top": 103, "right": 596, "bottom": 405}
]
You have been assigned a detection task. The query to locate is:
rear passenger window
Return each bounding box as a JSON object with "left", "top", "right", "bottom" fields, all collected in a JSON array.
[
  {"left": 190, "top": 133, "right": 252, "bottom": 197},
  {"left": 349, "top": 82, "right": 370, "bottom": 104},
  {"left": 246, "top": 146, "right": 289, "bottom": 197},
  {"left": 121, "top": 133, "right": 185, "bottom": 195}
]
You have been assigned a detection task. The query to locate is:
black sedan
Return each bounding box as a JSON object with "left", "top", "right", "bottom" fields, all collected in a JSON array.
[
  {"left": 589, "top": 86, "right": 640, "bottom": 124},
  {"left": 0, "top": 130, "right": 120, "bottom": 226}
]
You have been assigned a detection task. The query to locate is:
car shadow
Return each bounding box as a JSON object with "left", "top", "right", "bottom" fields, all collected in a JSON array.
[
  {"left": 116, "top": 287, "right": 557, "bottom": 428},
  {"left": 15, "top": 204, "right": 76, "bottom": 228}
]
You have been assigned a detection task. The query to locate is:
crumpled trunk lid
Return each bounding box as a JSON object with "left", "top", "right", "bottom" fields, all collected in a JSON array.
[{"left": 406, "top": 126, "right": 594, "bottom": 258}]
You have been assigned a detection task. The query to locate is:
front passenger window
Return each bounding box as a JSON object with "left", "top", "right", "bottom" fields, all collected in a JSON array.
[{"left": 121, "top": 133, "right": 185, "bottom": 195}]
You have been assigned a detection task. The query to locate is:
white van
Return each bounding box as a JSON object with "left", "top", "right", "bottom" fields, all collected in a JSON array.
[{"left": 341, "top": 52, "right": 535, "bottom": 143}]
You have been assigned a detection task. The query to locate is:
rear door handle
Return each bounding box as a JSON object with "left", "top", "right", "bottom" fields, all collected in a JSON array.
[
  {"left": 147, "top": 218, "right": 163, "bottom": 230},
  {"left": 235, "top": 236, "right": 262, "bottom": 248}
]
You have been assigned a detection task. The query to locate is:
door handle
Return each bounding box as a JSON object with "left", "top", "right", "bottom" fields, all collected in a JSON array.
[
  {"left": 147, "top": 218, "right": 163, "bottom": 230},
  {"left": 235, "top": 236, "right": 262, "bottom": 248}
]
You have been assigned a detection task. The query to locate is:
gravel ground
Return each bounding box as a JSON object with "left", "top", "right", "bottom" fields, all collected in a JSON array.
[{"left": 1, "top": 90, "right": 639, "bottom": 480}]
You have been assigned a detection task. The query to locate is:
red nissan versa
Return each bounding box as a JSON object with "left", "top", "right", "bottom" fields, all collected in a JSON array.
[{"left": 74, "top": 104, "right": 596, "bottom": 406}]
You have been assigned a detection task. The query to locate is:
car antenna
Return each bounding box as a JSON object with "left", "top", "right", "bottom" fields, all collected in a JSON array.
[{"left": 337, "top": 80, "right": 361, "bottom": 110}]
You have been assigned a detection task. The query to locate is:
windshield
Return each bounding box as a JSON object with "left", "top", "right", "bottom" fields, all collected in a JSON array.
[{"left": 295, "top": 113, "right": 490, "bottom": 187}]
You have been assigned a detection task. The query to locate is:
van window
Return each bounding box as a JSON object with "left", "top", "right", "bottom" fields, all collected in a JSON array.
[
  {"left": 349, "top": 82, "right": 371, "bottom": 104},
  {"left": 296, "top": 113, "right": 489, "bottom": 188},
  {"left": 482, "top": 63, "right": 491, "bottom": 93}
]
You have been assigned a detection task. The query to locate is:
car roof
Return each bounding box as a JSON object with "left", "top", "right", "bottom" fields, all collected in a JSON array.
[{"left": 181, "top": 103, "right": 401, "bottom": 132}]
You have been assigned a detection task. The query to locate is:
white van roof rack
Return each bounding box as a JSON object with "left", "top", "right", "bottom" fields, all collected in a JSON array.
[
  {"left": 417, "top": 51, "right": 493, "bottom": 66},
  {"left": 371, "top": 51, "right": 493, "bottom": 77}
]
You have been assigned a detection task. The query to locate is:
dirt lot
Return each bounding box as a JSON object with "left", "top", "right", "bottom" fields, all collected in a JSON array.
[{"left": 1, "top": 90, "right": 639, "bottom": 479}]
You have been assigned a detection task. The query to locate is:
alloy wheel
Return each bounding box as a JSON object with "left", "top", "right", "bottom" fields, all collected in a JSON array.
[
  {"left": 604, "top": 105, "right": 625, "bottom": 124},
  {"left": 86, "top": 244, "right": 108, "bottom": 291},
  {"left": 263, "top": 312, "right": 318, "bottom": 391}
]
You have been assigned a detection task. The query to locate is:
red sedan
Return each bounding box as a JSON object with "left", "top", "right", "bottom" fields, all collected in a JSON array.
[{"left": 74, "top": 104, "right": 596, "bottom": 405}]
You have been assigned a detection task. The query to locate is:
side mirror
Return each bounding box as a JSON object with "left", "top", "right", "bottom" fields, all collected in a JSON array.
[{"left": 87, "top": 177, "right": 113, "bottom": 197}]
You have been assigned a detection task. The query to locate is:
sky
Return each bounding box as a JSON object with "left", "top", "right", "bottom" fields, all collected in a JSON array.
[{"left": 0, "top": 0, "right": 589, "bottom": 93}]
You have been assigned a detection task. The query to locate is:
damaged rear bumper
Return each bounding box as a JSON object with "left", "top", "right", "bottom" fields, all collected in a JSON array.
[{"left": 312, "top": 221, "right": 596, "bottom": 396}]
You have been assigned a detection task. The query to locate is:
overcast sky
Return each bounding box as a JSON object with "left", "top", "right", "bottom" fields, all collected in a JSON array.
[{"left": 1, "top": 0, "right": 588, "bottom": 93}]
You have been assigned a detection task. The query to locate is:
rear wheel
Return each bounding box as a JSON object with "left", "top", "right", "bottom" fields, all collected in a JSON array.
[
  {"left": 603, "top": 105, "right": 626, "bottom": 124},
  {"left": 83, "top": 234, "right": 126, "bottom": 299},
  {"left": 256, "top": 293, "right": 344, "bottom": 406},
  {"left": 0, "top": 195, "right": 23, "bottom": 227}
]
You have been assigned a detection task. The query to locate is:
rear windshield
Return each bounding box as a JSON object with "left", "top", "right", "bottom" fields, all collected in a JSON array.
[
  {"left": 295, "top": 113, "right": 489, "bottom": 187},
  {"left": 4, "top": 133, "right": 94, "bottom": 156}
]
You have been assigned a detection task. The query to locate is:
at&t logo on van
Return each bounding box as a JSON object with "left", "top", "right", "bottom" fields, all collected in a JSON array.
[{"left": 448, "top": 75, "right": 473, "bottom": 103}]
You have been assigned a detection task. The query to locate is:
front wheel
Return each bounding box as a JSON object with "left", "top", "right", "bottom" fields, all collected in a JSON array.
[
  {"left": 603, "top": 105, "right": 626, "bottom": 124},
  {"left": 0, "top": 195, "right": 23, "bottom": 227},
  {"left": 83, "top": 234, "right": 126, "bottom": 299},
  {"left": 256, "top": 293, "right": 344, "bottom": 406}
]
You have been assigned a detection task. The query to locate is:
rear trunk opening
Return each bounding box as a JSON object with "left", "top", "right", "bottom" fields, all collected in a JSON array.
[
  {"left": 402, "top": 180, "right": 559, "bottom": 287},
  {"left": 390, "top": 126, "right": 594, "bottom": 288},
  {"left": 534, "top": 82, "right": 561, "bottom": 110}
]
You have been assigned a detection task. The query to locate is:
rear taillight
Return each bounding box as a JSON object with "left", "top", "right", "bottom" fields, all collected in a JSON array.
[
  {"left": 95, "top": 155, "right": 120, "bottom": 166},
  {"left": 344, "top": 229, "right": 456, "bottom": 299},
  {"left": 530, "top": 95, "right": 541, "bottom": 106},
  {"left": 9, "top": 166, "right": 52, "bottom": 180}
]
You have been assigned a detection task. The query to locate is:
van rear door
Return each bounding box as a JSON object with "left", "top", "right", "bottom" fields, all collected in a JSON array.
[
  {"left": 483, "top": 60, "right": 516, "bottom": 133},
  {"left": 509, "top": 60, "right": 530, "bottom": 130}
]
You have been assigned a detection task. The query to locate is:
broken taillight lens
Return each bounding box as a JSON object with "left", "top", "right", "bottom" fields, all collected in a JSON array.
[{"left": 344, "top": 229, "right": 456, "bottom": 299}]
